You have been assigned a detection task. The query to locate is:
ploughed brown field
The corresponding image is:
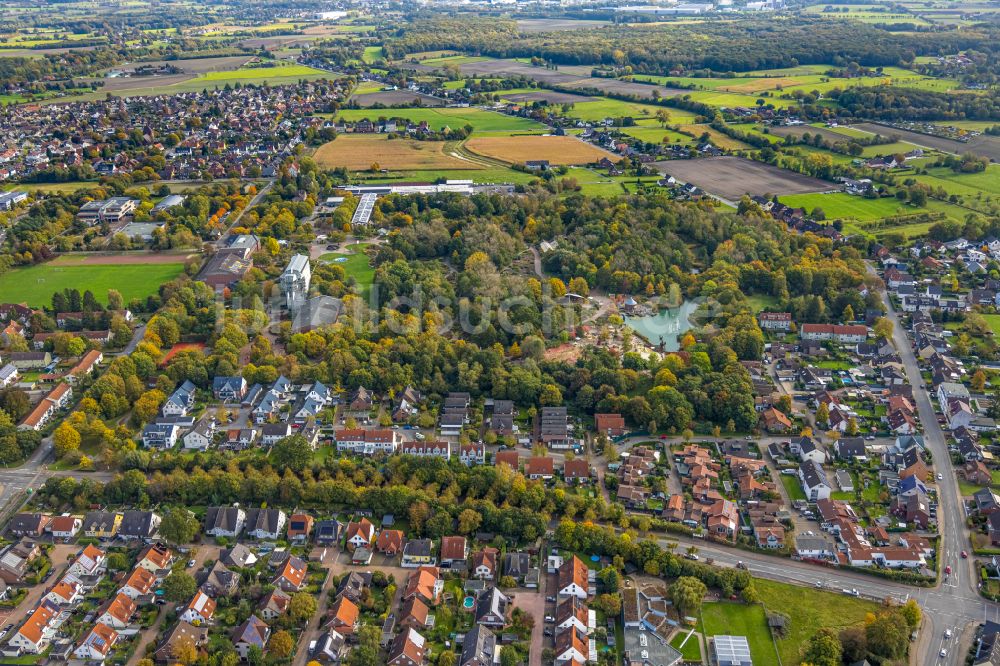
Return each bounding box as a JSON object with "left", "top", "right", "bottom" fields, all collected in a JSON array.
[{"left": 654, "top": 156, "right": 832, "bottom": 200}]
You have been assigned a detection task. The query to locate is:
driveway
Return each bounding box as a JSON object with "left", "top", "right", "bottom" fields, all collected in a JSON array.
[
  {"left": 127, "top": 603, "right": 171, "bottom": 665},
  {"left": 513, "top": 582, "right": 546, "bottom": 666}
]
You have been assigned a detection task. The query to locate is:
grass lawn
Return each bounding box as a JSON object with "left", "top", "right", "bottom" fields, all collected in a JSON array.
[
  {"left": 745, "top": 294, "right": 779, "bottom": 313},
  {"left": 701, "top": 602, "right": 778, "bottom": 666},
  {"left": 959, "top": 479, "right": 987, "bottom": 497},
  {"left": 780, "top": 474, "right": 807, "bottom": 502},
  {"left": 778, "top": 193, "right": 920, "bottom": 221},
  {"left": 982, "top": 315, "right": 1000, "bottom": 336},
  {"left": 670, "top": 631, "right": 703, "bottom": 661},
  {"left": 0, "top": 262, "right": 185, "bottom": 307},
  {"left": 361, "top": 46, "right": 384, "bottom": 64},
  {"left": 319, "top": 244, "right": 375, "bottom": 297},
  {"left": 755, "top": 579, "right": 877, "bottom": 666}
]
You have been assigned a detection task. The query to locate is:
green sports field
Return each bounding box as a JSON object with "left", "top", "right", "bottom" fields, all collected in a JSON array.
[{"left": 0, "top": 262, "right": 185, "bottom": 307}]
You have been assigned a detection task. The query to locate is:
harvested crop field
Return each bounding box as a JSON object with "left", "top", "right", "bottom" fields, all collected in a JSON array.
[
  {"left": 655, "top": 156, "right": 832, "bottom": 200},
  {"left": 350, "top": 90, "right": 444, "bottom": 107},
  {"left": 562, "top": 77, "right": 687, "bottom": 99},
  {"left": 505, "top": 90, "right": 592, "bottom": 104},
  {"left": 465, "top": 136, "right": 615, "bottom": 165},
  {"left": 767, "top": 124, "right": 876, "bottom": 144},
  {"left": 313, "top": 135, "right": 477, "bottom": 171},
  {"left": 116, "top": 56, "right": 254, "bottom": 75},
  {"left": 853, "top": 122, "right": 1000, "bottom": 161}
]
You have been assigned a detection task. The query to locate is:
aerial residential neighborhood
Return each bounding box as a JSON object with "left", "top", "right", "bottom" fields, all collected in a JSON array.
[{"left": 0, "top": 0, "right": 997, "bottom": 665}]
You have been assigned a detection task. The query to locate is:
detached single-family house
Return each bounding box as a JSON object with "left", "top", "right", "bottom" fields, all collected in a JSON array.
[
  {"left": 243, "top": 508, "right": 287, "bottom": 540},
  {"left": 204, "top": 507, "right": 246, "bottom": 538}
]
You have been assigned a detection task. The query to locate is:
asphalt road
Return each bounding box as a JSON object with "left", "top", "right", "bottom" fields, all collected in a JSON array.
[{"left": 872, "top": 269, "right": 994, "bottom": 665}]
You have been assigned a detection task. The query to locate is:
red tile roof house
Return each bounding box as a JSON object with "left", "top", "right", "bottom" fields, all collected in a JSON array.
[
  {"left": 47, "top": 515, "right": 82, "bottom": 540},
  {"left": 273, "top": 556, "right": 307, "bottom": 592},
  {"left": 594, "top": 413, "right": 627, "bottom": 437},
  {"left": 258, "top": 589, "right": 291, "bottom": 621},
  {"left": 324, "top": 596, "right": 360, "bottom": 635},
  {"left": 387, "top": 628, "right": 427, "bottom": 666},
  {"left": 525, "top": 456, "right": 555, "bottom": 480},
  {"left": 563, "top": 458, "right": 591, "bottom": 483},
  {"left": 344, "top": 518, "right": 376, "bottom": 551},
  {"left": 403, "top": 566, "right": 443, "bottom": 606},
  {"left": 494, "top": 449, "right": 520, "bottom": 470},
  {"left": 471, "top": 547, "right": 499, "bottom": 580},
  {"left": 399, "top": 596, "right": 430, "bottom": 629},
  {"left": 376, "top": 529, "right": 405, "bottom": 556},
  {"left": 286, "top": 513, "right": 314, "bottom": 543},
  {"left": 557, "top": 556, "right": 590, "bottom": 599},
  {"left": 439, "top": 536, "right": 468, "bottom": 570}
]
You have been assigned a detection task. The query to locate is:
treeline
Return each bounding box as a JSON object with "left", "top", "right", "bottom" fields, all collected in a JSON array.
[
  {"left": 387, "top": 17, "right": 980, "bottom": 73},
  {"left": 827, "top": 86, "right": 1000, "bottom": 121},
  {"left": 0, "top": 48, "right": 124, "bottom": 88},
  {"left": 37, "top": 455, "right": 601, "bottom": 545}
]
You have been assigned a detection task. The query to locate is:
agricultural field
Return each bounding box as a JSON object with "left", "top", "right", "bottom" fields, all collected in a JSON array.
[
  {"left": 3, "top": 182, "right": 100, "bottom": 194},
  {"left": 778, "top": 192, "right": 924, "bottom": 221},
  {"left": 329, "top": 107, "right": 548, "bottom": 135},
  {"left": 349, "top": 90, "right": 445, "bottom": 107},
  {"left": 465, "top": 135, "right": 615, "bottom": 165},
  {"left": 800, "top": 4, "right": 932, "bottom": 25},
  {"left": 633, "top": 74, "right": 817, "bottom": 94},
  {"left": 313, "top": 135, "right": 479, "bottom": 171},
  {"left": 655, "top": 156, "right": 831, "bottom": 201},
  {"left": 621, "top": 125, "right": 694, "bottom": 146},
  {"left": 677, "top": 124, "right": 752, "bottom": 150},
  {"left": 198, "top": 64, "right": 321, "bottom": 81},
  {"left": 564, "top": 98, "right": 700, "bottom": 123},
  {"left": 515, "top": 18, "right": 611, "bottom": 32},
  {"left": 853, "top": 123, "right": 1000, "bottom": 161},
  {"left": 54, "top": 62, "right": 330, "bottom": 103},
  {"left": 0, "top": 257, "right": 187, "bottom": 307},
  {"left": 503, "top": 90, "right": 593, "bottom": 105}
]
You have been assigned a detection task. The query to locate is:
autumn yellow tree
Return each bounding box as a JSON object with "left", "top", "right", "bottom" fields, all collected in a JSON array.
[{"left": 53, "top": 422, "right": 81, "bottom": 459}]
